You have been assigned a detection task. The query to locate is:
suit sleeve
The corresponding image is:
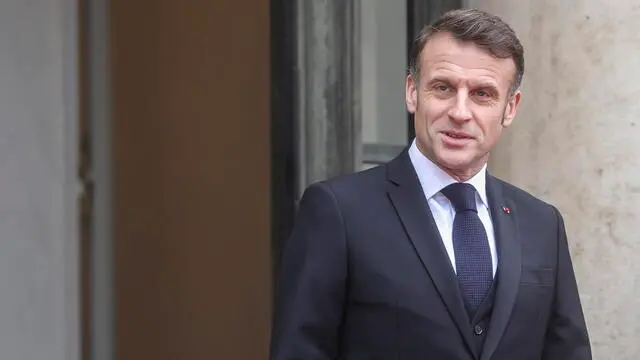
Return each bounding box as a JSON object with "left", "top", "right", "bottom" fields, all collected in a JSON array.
[
  {"left": 542, "top": 207, "right": 592, "bottom": 360},
  {"left": 269, "top": 182, "right": 348, "bottom": 360}
]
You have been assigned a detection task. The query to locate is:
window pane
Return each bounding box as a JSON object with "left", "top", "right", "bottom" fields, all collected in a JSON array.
[{"left": 360, "top": 0, "right": 408, "bottom": 169}]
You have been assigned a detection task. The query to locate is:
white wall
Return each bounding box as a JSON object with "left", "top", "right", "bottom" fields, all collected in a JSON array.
[{"left": 0, "top": 0, "right": 79, "bottom": 358}]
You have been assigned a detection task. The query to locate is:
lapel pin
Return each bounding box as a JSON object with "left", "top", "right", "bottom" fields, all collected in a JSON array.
[{"left": 502, "top": 206, "right": 511, "bottom": 214}]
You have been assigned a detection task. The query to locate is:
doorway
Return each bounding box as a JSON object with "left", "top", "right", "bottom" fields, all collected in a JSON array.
[{"left": 110, "top": 0, "right": 272, "bottom": 359}]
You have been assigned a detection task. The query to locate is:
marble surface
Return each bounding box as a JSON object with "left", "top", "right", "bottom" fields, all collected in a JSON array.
[
  {"left": 465, "top": 1, "right": 640, "bottom": 358},
  {"left": 0, "top": 0, "right": 79, "bottom": 359}
]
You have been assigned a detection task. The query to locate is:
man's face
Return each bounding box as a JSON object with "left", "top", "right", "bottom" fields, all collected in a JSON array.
[{"left": 406, "top": 32, "right": 521, "bottom": 180}]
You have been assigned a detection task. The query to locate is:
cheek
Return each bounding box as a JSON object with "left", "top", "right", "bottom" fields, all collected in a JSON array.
[
  {"left": 418, "top": 101, "right": 448, "bottom": 130},
  {"left": 487, "top": 126, "right": 503, "bottom": 143},
  {"left": 477, "top": 116, "right": 504, "bottom": 143}
]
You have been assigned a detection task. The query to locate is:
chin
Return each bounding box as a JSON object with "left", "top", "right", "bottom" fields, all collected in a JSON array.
[{"left": 434, "top": 152, "right": 475, "bottom": 171}]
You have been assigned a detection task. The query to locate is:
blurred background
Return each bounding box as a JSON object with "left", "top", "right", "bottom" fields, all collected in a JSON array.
[{"left": 4, "top": 0, "right": 639, "bottom": 359}]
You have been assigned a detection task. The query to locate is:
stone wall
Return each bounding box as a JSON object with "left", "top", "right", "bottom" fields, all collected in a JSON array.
[{"left": 465, "top": 1, "right": 640, "bottom": 358}]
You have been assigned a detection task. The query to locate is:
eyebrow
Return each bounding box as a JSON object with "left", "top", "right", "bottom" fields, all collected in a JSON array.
[
  {"left": 425, "top": 74, "right": 502, "bottom": 93},
  {"left": 426, "top": 76, "right": 454, "bottom": 85},
  {"left": 469, "top": 81, "right": 500, "bottom": 91}
]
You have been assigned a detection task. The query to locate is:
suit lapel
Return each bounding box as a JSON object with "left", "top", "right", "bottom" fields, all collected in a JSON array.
[
  {"left": 386, "top": 151, "right": 476, "bottom": 354},
  {"left": 480, "top": 175, "right": 522, "bottom": 360}
]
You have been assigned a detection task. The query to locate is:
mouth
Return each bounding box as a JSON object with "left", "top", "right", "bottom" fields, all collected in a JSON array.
[{"left": 442, "top": 130, "right": 473, "bottom": 140}]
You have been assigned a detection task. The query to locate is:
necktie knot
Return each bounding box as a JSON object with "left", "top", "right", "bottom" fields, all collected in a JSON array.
[{"left": 441, "top": 183, "right": 477, "bottom": 212}]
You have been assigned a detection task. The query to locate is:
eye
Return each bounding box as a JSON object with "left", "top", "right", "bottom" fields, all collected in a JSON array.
[
  {"left": 435, "top": 84, "right": 449, "bottom": 92},
  {"left": 474, "top": 90, "right": 489, "bottom": 97}
]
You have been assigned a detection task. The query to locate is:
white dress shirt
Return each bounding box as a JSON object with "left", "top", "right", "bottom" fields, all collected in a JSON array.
[{"left": 408, "top": 139, "right": 498, "bottom": 276}]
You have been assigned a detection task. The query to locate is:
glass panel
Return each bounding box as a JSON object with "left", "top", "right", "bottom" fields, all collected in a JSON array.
[{"left": 360, "top": 0, "right": 408, "bottom": 169}]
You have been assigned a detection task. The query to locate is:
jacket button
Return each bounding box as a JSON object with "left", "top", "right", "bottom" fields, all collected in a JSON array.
[{"left": 474, "top": 324, "right": 484, "bottom": 335}]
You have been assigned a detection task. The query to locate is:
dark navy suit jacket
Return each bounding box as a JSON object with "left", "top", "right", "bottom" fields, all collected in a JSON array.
[{"left": 270, "top": 150, "right": 591, "bottom": 360}]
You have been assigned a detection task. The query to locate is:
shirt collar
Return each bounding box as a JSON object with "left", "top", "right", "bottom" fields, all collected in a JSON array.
[{"left": 408, "top": 139, "right": 489, "bottom": 207}]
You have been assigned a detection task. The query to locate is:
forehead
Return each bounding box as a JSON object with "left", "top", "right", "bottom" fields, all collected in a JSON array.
[{"left": 420, "top": 33, "right": 516, "bottom": 88}]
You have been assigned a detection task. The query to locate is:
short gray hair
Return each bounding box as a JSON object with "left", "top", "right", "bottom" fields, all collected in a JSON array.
[{"left": 408, "top": 9, "right": 525, "bottom": 94}]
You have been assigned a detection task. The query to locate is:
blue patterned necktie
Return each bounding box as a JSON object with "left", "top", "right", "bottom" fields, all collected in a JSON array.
[{"left": 441, "top": 183, "right": 493, "bottom": 315}]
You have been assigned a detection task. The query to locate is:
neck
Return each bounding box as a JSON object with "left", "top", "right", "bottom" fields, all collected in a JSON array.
[
  {"left": 437, "top": 161, "right": 486, "bottom": 182},
  {"left": 415, "top": 141, "right": 488, "bottom": 182}
]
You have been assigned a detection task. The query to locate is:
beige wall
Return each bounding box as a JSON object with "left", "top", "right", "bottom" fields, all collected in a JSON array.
[
  {"left": 0, "top": 0, "right": 79, "bottom": 359},
  {"left": 111, "top": 1, "right": 272, "bottom": 359}
]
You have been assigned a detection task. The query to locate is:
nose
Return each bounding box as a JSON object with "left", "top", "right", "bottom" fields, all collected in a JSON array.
[{"left": 447, "top": 92, "right": 472, "bottom": 122}]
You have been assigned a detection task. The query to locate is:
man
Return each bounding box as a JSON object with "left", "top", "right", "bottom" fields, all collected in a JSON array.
[{"left": 270, "top": 9, "right": 591, "bottom": 360}]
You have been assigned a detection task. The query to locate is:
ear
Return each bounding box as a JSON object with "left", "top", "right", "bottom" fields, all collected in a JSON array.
[
  {"left": 406, "top": 74, "right": 418, "bottom": 114},
  {"left": 501, "top": 90, "right": 521, "bottom": 128}
]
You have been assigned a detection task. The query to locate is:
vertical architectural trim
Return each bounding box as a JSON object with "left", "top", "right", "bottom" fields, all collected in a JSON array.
[
  {"left": 270, "top": 0, "right": 298, "bottom": 286},
  {"left": 296, "top": 0, "right": 362, "bottom": 196},
  {"left": 85, "top": 0, "right": 113, "bottom": 358}
]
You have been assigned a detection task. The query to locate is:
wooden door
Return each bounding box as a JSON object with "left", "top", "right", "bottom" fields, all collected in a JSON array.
[{"left": 111, "top": 1, "right": 271, "bottom": 359}]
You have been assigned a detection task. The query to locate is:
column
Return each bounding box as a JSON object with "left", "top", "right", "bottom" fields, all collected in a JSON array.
[
  {"left": 0, "top": 0, "right": 79, "bottom": 359},
  {"left": 465, "top": 1, "right": 640, "bottom": 358}
]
